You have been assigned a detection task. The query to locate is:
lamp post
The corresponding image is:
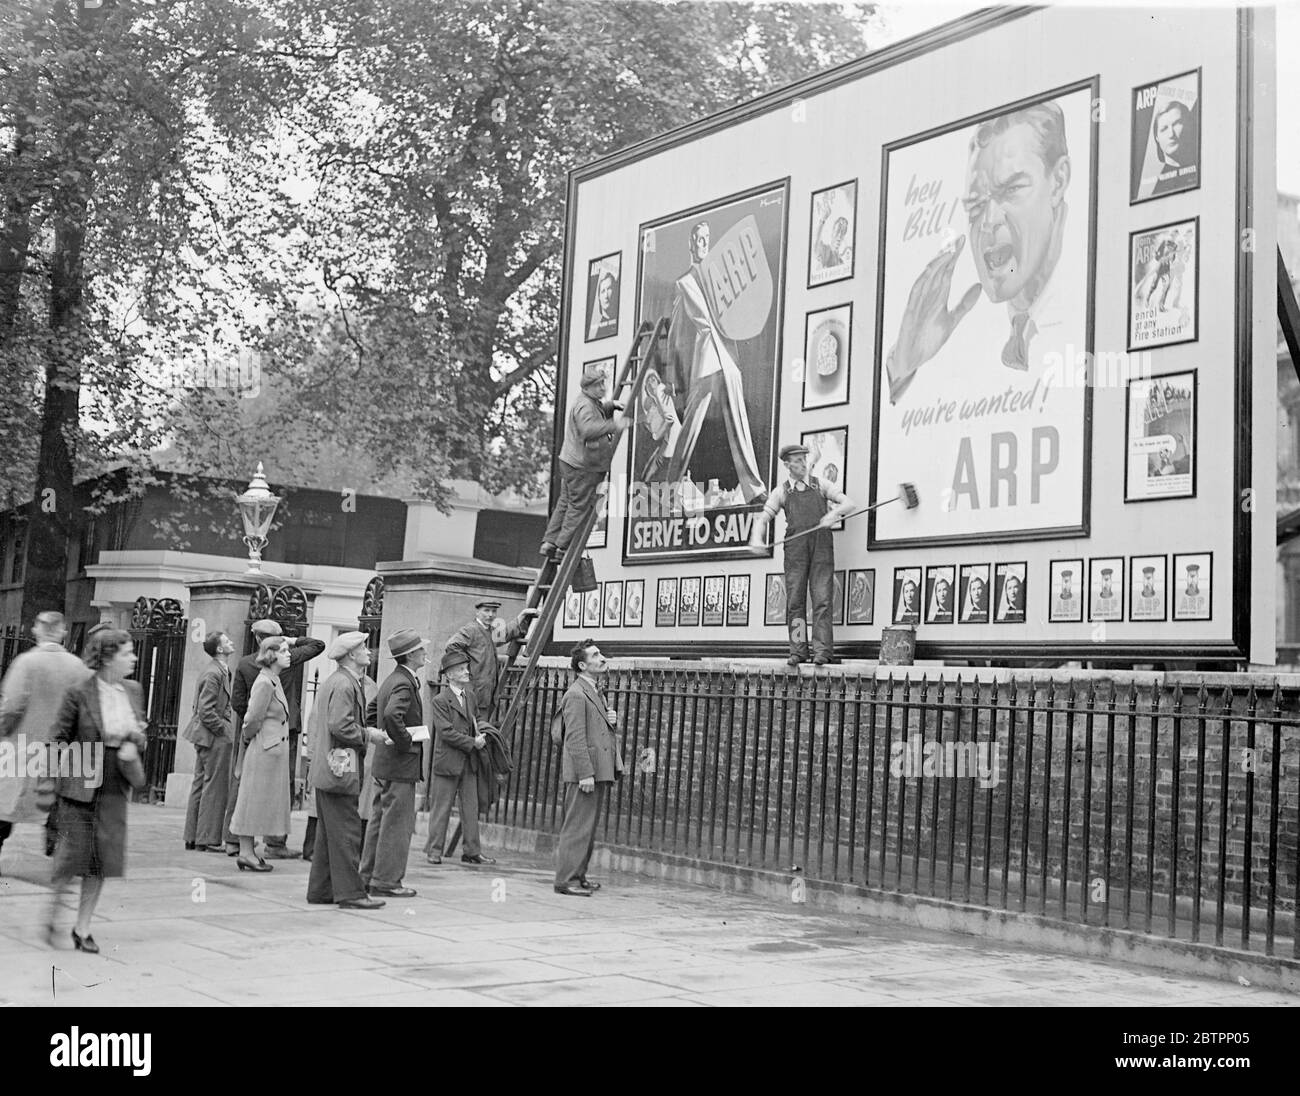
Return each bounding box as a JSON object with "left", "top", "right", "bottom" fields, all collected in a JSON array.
[{"left": 236, "top": 463, "right": 281, "bottom": 573}]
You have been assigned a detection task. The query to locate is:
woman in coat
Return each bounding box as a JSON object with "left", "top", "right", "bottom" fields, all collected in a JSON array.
[
  {"left": 47, "top": 626, "right": 149, "bottom": 954},
  {"left": 229, "top": 636, "right": 291, "bottom": 872}
]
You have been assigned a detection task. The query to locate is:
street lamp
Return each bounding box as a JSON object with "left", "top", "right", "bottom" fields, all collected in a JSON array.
[{"left": 235, "top": 463, "right": 281, "bottom": 573}]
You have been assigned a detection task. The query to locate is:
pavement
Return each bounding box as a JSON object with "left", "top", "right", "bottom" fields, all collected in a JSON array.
[{"left": 0, "top": 803, "right": 1295, "bottom": 1007}]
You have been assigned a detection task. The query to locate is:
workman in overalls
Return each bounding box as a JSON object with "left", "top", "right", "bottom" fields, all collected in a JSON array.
[{"left": 748, "top": 443, "right": 855, "bottom": 666}]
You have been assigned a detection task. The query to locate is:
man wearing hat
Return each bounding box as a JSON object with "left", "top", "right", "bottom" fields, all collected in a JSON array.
[
  {"left": 748, "top": 443, "right": 855, "bottom": 665},
  {"left": 306, "top": 631, "right": 388, "bottom": 908},
  {"left": 357, "top": 629, "right": 427, "bottom": 898},
  {"left": 539, "top": 361, "right": 630, "bottom": 560},
  {"left": 223, "top": 619, "right": 325, "bottom": 857},
  {"left": 425, "top": 648, "right": 493, "bottom": 866},
  {"left": 444, "top": 600, "right": 538, "bottom": 723}
]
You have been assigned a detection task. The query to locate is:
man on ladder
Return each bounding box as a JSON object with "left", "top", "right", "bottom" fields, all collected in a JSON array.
[
  {"left": 539, "top": 361, "right": 631, "bottom": 561},
  {"left": 748, "top": 443, "right": 856, "bottom": 666}
]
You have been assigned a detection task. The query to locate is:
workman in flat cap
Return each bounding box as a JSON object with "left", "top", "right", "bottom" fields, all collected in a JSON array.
[
  {"left": 748, "top": 443, "right": 855, "bottom": 666},
  {"left": 444, "top": 600, "right": 538, "bottom": 723},
  {"left": 539, "top": 360, "right": 631, "bottom": 561}
]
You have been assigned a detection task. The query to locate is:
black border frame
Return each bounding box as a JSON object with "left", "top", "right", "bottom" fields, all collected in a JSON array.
[
  {"left": 1129, "top": 67, "right": 1203, "bottom": 207},
  {"left": 552, "top": 7, "right": 1257, "bottom": 664},
  {"left": 807, "top": 178, "right": 858, "bottom": 289},
  {"left": 1126, "top": 216, "right": 1200, "bottom": 352},
  {"left": 582, "top": 583, "right": 603, "bottom": 629},
  {"left": 923, "top": 564, "right": 956, "bottom": 625},
  {"left": 1087, "top": 556, "right": 1125, "bottom": 624},
  {"left": 957, "top": 562, "right": 991, "bottom": 625},
  {"left": 1128, "top": 554, "right": 1168, "bottom": 624},
  {"left": 701, "top": 574, "right": 726, "bottom": 627},
  {"left": 622, "top": 578, "right": 645, "bottom": 629},
  {"left": 892, "top": 566, "right": 922, "bottom": 626},
  {"left": 622, "top": 177, "right": 791, "bottom": 566},
  {"left": 583, "top": 251, "right": 622, "bottom": 343},
  {"left": 725, "top": 573, "right": 751, "bottom": 627},
  {"left": 654, "top": 577, "right": 679, "bottom": 629},
  {"left": 678, "top": 575, "right": 702, "bottom": 627},
  {"left": 1171, "top": 550, "right": 1213, "bottom": 623},
  {"left": 1123, "top": 367, "right": 1198, "bottom": 504},
  {"left": 763, "top": 572, "right": 786, "bottom": 627},
  {"left": 992, "top": 561, "right": 1029, "bottom": 625},
  {"left": 601, "top": 579, "right": 624, "bottom": 629},
  {"left": 1047, "top": 557, "right": 1085, "bottom": 623},
  {"left": 868, "top": 75, "right": 1100, "bottom": 551},
  {"left": 801, "top": 301, "right": 853, "bottom": 412},
  {"left": 846, "top": 568, "right": 876, "bottom": 626}
]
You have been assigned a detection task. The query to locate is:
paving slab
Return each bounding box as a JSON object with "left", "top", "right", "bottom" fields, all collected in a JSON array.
[{"left": 0, "top": 804, "right": 1294, "bottom": 1007}]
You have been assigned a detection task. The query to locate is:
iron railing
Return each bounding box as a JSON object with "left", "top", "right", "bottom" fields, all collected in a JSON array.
[
  {"left": 493, "top": 663, "right": 1300, "bottom": 961},
  {"left": 0, "top": 624, "right": 34, "bottom": 678}
]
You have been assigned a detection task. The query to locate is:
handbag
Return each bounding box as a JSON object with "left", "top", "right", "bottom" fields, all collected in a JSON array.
[
  {"left": 571, "top": 554, "right": 598, "bottom": 593},
  {"left": 114, "top": 742, "right": 148, "bottom": 791}
]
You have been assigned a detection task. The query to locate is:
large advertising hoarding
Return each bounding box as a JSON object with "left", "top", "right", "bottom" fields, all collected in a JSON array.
[{"left": 551, "top": 6, "right": 1275, "bottom": 663}]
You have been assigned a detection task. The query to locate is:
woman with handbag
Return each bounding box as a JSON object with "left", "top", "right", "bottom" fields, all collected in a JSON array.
[
  {"left": 229, "top": 636, "right": 292, "bottom": 872},
  {"left": 46, "top": 626, "right": 149, "bottom": 954}
]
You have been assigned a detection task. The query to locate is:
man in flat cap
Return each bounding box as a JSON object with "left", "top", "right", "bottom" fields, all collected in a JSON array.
[
  {"left": 425, "top": 648, "right": 494, "bottom": 866},
  {"left": 540, "top": 361, "right": 631, "bottom": 560},
  {"left": 358, "top": 629, "right": 427, "bottom": 898},
  {"left": 444, "top": 600, "right": 538, "bottom": 723},
  {"left": 223, "top": 618, "right": 325, "bottom": 857},
  {"left": 307, "top": 631, "right": 388, "bottom": 908},
  {"left": 748, "top": 443, "right": 855, "bottom": 665}
]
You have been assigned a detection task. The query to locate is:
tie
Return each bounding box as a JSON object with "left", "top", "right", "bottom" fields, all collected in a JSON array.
[{"left": 1001, "top": 312, "right": 1031, "bottom": 370}]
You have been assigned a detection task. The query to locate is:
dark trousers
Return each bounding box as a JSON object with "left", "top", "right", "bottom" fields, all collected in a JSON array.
[
  {"left": 359, "top": 778, "right": 416, "bottom": 890},
  {"left": 184, "top": 737, "right": 232, "bottom": 848},
  {"left": 542, "top": 461, "right": 605, "bottom": 550},
  {"left": 307, "top": 790, "right": 366, "bottom": 904},
  {"left": 784, "top": 542, "right": 834, "bottom": 659},
  {"left": 554, "top": 781, "right": 608, "bottom": 887},
  {"left": 425, "top": 772, "right": 480, "bottom": 858}
]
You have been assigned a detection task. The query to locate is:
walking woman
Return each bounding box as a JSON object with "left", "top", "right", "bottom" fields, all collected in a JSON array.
[
  {"left": 47, "top": 627, "right": 148, "bottom": 953},
  {"left": 229, "top": 635, "right": 291, "bottom": 872}
]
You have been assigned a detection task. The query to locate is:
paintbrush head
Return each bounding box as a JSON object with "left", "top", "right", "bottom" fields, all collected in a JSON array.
[{"left": 900, "top": 482, "right": 919, "bottom": 510}]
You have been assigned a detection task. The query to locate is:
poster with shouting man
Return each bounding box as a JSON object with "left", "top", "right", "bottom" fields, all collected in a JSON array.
[{"left": 871, "top": 81, "right": 1097, "bottom": 547}]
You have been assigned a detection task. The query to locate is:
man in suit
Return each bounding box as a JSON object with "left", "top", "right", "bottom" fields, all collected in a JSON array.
[
  {"left": 443, "top": 600, "right": 537, "bottom": 724},
  {"left": 358, "top": 629, "right": 426, "bottom": 898},
  {"left": 225, "top": 619, "right": 325, "bottom": 858},
  {"left": 554, "top": 639, "right": 624, "bottom": 897},
  {"left": 306, "top": 631, "right": 387, "bottom": 909},
  {"left": 425, "top": 648, "right": 494, "bottom": 866},
  {"left": 0, "top": 611, "right": 90, "bottom": 872},
  {"left": 182, "top": 631, "right": 236, "bottom": 852}
]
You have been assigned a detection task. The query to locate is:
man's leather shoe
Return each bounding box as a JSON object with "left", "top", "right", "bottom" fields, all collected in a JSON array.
[
  {"left": 225, "top": 846, "right": 239, "bottom": 856},
  {"left": 787, "top": 655, "right": 803, "bottom": 667},
  {"left": 461, "top": 853, "right": 495, "bottom": 865},
  {"left": 539, "top": 542, "right": 557, "bottom": 558},
  {"left": 813, "top": 655, "right": 829, "bottom": 666},
  {"left": 369, "top": 885, "right": 417, "bottom": 898},
  {"left": 578, "top": 878, "right": 601, "bottom": 891},
  {"left": 553, "top": 884, "right": 590, "bottom": 897},
  {"left": 262, "top": 846, "right": 298, "bottom": 859},
  {"left": 184, "top": 841, "right": 196, "bottom": 850},
  {"left": 203, "top": 844, "right": 226, "bottom": 853},
  {"left": 426, "top": 853, "right": 442, "bottom": 865},
  {"left": 338, "top": 896, "right": 386, "bottom": 910}
]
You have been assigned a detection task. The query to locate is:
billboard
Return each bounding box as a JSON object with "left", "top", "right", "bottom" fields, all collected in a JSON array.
[
  {"left": 625, "top": 182, "right": 789, "bottom": 563},
  {"left": 553, "top": 6, "right": 1274, "bottom": 663}
]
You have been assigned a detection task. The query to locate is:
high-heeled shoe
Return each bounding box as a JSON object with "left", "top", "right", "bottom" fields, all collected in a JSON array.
[
  {"left": 71, "top": 929, "right": 99, "bottom": 954},
  {"left": 236, "top": 856, "right": 272, "bottom": 872}
]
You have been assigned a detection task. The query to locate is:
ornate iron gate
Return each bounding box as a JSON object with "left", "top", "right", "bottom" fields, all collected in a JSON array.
[
  {"left": 128, "top": 597, "right": 188, "bottom": 802},
  {"left": 358, "top": 575, "right": 383, "bottom": 682}
]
